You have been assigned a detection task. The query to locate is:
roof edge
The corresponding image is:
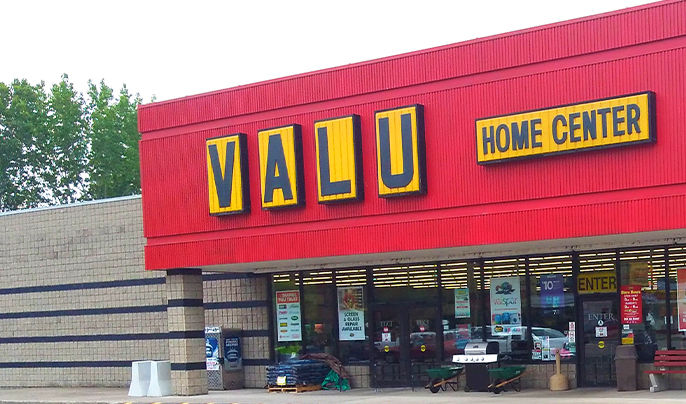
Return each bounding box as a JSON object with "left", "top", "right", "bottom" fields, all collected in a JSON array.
[
  {"left": 139, "top": 1, "right": 669, "bottom": 110},
  {"left": 0, "top": 195, "right": 141, "bottom": 217}
]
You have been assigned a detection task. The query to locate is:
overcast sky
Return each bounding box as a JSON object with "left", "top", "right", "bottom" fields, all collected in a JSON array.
[{"left": 0, "top": 0, "right": 655, "bottom": 103}]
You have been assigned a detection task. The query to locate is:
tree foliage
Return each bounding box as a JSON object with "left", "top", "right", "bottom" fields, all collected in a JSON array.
[
  {"left": 0, "top": 75, "right": 142, "bottom": 211},
  {"left": 87, "top": 81, "right": 142, "bottom": 200}
]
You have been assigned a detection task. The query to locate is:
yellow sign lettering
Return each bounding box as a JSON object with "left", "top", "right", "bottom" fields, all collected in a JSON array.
[
  {"left": 476, "top": 92, "right": 655, "bottom": 164},
  {"left": 258, "top": 125, "right": 304, "bottom": 209},
  {"left": 206, "top": 133, "right": 249, "bottom": 215},
  {"left": 315, "top": 115, "right": 362, "bottom": 203},
  {"left": 375, "top": 105, "right": 426, "bottom": 197}
]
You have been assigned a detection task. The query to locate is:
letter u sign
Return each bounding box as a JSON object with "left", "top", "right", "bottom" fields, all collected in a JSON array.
[{"left": 375, "top": 105, "right": 426, "bottom": 197}]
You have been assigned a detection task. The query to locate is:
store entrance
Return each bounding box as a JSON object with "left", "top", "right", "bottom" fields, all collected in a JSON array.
[
  {"left": 372, "top": 305, "right": 440, "bottom": 387},
  {"left": 580, "top": 297, "right": 619, "bottom": 386}
]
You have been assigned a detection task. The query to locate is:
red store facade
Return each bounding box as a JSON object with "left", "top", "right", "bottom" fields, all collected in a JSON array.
[{"left": 138, "top": 1, "right": 686, "bottom": 393}]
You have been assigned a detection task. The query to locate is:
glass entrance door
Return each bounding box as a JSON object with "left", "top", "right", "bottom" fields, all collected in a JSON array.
[
  {"left": 373, "top": 306, "right": 409, "bottom": 386},
  {"left": 408, "top": 307, "right": 440, "bottom": 379},
  {"left": 372, "top": 306, "right": 440, "bottom": 387},
  {"left": 581, "top": 298, "right": 619, "bottom": 386}
]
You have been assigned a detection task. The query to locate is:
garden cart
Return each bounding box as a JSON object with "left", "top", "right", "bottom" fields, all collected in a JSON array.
[
  {"left": 487, "top": 366, "right": 526, "bottom": 394},
  {"left": 424, "top": 366, "right": 464, "bottom": 393}
]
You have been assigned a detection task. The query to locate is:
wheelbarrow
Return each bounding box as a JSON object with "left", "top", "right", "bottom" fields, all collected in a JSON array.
[
  {"left": 487, "top": 366, "right": 526, "bottom": 394},
  {"left": 424, "top": 366, "right": 464, "bottom": 393}
]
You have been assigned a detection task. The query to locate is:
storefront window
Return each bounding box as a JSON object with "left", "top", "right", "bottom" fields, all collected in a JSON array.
[
  {"left": 335, "top": 269, "right": 370, "bottom": 364},
  {"left": 529, "top": 254, "right": 576, "bottom": 363},
  {"left": 302, "top": 271, "right": 336, "bottom": 356},
  {"left": 272, "top": 273, "right": 303, "bottom": 362},
  {"left": 668, "top": 247, "right": 686, "bottom": 350},
  {"left": 373, "top": 265, "right": 439, "bottom": 305},
  {"left": 482, "top": 258, "right": 529, "bottom": 362},
  {"left": 268, "top": 245, "right": 686, "bottom": 369},
  {"left": 440, "top": 261, "right": 482, "bottom": 361},
  {"left": 620, "top": 249, "right": 667, "bottom": 362}
]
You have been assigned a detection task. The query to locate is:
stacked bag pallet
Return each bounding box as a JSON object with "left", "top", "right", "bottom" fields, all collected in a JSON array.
[{"left": 266, "top": 359, "right": 331, "bottom": 386}]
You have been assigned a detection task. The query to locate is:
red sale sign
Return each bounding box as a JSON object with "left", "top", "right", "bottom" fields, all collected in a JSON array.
[{"left": 620, "top": 285, "right": 642, "bottom": 324}]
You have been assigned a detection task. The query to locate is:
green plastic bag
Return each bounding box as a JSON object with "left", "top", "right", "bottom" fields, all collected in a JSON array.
[{"left": 321, "top": 369, "right": 351, "bottom": 391}]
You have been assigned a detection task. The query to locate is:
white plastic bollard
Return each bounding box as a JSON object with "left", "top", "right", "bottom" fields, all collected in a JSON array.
[
  {"left": 128, "top": 360, "right": 152, "bottom": 397},
  {"left": 148, "top": 360, "right": 172, "bottom": 396}
]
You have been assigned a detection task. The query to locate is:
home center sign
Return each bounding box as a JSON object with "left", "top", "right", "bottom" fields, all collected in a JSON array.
[{"left": 476, "top": 92, "right": 655, "bottom": 164}]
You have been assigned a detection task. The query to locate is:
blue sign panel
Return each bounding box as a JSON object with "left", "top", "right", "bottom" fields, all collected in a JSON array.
[
  {"left": 206, "top": 337, "right": 219, "bottom": 359},
  {"left": 540, "top": 274, "right": 564, "bottom": 308}
]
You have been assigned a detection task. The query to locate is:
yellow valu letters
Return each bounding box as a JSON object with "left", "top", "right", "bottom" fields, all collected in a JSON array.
[
  {"left": 206, "top": 133, "right": 249, "bottom": 215},
  {"left": 375, "top": 105, "right": 426, "bottom": 197},
  {"left": 315, "top": 115, "right": 362, "bottom": 203},
  {"left": 258, "top": 125, "right": 304, "bottom": 209},
  {"left": 476, "top": 92, "right": 655, "bottom": 164}
]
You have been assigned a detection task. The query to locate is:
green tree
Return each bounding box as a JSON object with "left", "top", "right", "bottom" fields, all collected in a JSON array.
[
  {"left": 0, "top": 79, "right": 51, "bottom": 210},
  {"left": 42, "top": 75, "right": 89, "bottom": 204},
  {"left": 0, "top": 76, "right": 143, "bottom": 212},
  {"left": 85, "top": 80, "right": 142, "bottom": 200}
]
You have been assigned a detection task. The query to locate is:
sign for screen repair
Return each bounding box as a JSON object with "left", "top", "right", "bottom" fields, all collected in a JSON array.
[
  {"left": 577, "top": 271, "right": 617, "bottom": 294},
  {"left": 476, "top": 92, "right": 655, "bottom": 164}
]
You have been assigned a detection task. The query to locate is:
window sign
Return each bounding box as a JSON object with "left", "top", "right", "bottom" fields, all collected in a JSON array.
[
  {"left": 595, "top": 326, "right": 608, "bottom": 337},
  {"left": 577, "top": 271, "right": 617, "bottom": 294},
  {"left": 542, "top": 336, "right": 551, "bottom": 361},
  {"left": 337, "top": 287, "right": 365, "bottom": 341},
  {"left": 490, "top": 276, "right": 522, "bottom": 336},
  {"left": 454, "top": 288, "right": 471, "bottom": 318},
  {"left": 276, "top": 290, "right": 302, "bottom": 342},
  {"left": 620, "top": 285, "right": 643, "bottom": 324},
  {"left": 678, "top": 269, "right": 686, "bottom": 331},
  {"left": 540, "top": 274, "right": 564, "bottom": 308}
]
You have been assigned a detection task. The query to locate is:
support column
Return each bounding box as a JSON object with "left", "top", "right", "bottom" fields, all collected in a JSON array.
[{"left": 167, "top": 268, "right": 208, "bottom": 396}]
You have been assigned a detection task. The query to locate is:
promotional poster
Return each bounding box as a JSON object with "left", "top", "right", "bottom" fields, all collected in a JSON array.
[
  {"left": 205, "top": 336, "right": 219, "bottom": 371},
  {"left": 454, "top": 288, "right": 471, "bottom": 318},
  {"left": 276, "top": 290, "right": 302, "bottom": 342},
  {"left": 490, "top": 276, "right": 522, "bottom": 336},
  {"left": 337, "top": 287, "right": 366, "bottom": 341},
  {"left": 540, "top": 274, "right": 564, "bottom": 308}
]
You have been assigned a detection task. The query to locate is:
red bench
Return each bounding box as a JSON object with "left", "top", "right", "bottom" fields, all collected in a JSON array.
[{"left": 644, "top": 350, "right": 686, "bottom": 392}]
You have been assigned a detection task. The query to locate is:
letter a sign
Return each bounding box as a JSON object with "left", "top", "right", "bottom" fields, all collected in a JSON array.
[{"left": 258, "top": 124, "right": 305, "bottom": 209}]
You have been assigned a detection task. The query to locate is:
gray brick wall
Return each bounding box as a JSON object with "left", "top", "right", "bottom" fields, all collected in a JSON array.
[
  {"left": 0, "top": 197, "right": 169, "bottom": 387},
  {"left": 0, "top": 196, "right": 273, "bottom": 389}
]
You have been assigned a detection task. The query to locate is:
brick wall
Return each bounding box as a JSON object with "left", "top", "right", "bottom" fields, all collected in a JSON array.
[
  {"left": 520, "top": 363, "right": 577, "bottom": 390},
  {"left": 0, "top": 197, "right": 273, "bottom": 388},
  {"left": 203, "top": 275, "right": 270, "bottom": 388},
  {"left": 0, "top": 197, "right": 167, "bottom": 387}
]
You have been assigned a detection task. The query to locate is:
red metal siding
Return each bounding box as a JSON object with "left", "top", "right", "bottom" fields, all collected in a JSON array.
[{"left": 139, "top": 1, "right": 686, "bottom": 270}]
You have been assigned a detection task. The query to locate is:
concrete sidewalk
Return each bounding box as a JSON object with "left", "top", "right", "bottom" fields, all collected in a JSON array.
[{"left": 1, "top": 387, "right": 686, "bottom": 404}]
